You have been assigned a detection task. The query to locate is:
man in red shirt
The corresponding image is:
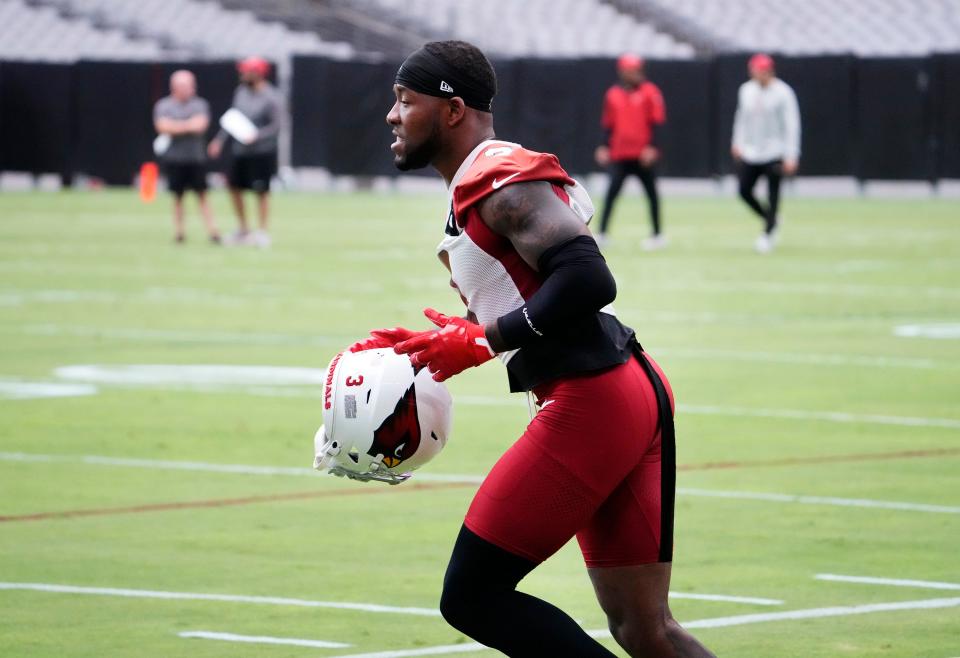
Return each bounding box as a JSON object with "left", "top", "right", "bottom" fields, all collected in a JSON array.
[{"left": 595, "top": 54, "right": 667, "bottom": 250}]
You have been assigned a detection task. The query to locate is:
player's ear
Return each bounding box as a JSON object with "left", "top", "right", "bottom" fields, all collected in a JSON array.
[{"left": 446, "top": 97, "right": 467, "bottom": 127}]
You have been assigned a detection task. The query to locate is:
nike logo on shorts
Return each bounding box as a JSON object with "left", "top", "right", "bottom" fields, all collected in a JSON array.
[{"left": 491, "top": 172, "right": 521, "bottom": 190}]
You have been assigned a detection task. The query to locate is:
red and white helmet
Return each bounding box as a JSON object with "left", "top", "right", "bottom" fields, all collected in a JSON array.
[{"left": 313, "top": 348, "right": 452, "bottom": 484}]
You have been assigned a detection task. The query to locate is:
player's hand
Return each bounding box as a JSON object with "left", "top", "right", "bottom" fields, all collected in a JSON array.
[
  {"left": 594, "top": 145, "right": 611, "bottom": 167},
  {"left": 640, "top": 145, "right": 659, "bottom": 166},
  {"left": 730, "top": 145, "right": 742, "bottom": 161},
  {"left": 782, "top": 159, "right": 798, "bottom": 176},
  {"left": 348, "top": 327, "right": 435, "bottom": 353},
  {"left": 393, "top": 308, "right": 495, "bottom": 382},
  {"left": 207, "top": 140, "right": 222, "bottom": 159}
]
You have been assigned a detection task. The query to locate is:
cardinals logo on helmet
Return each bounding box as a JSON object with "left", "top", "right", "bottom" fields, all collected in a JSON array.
[{"left": 368, "top": 384, "right": 421, "bottom": 468}]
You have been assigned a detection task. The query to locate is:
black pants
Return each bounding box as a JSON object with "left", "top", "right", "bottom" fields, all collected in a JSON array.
[
  {"left": 598, "top": 159, "right": 660, "bottom": 236},
  {"left": 738, "top": 159, "right": 782, "bottom": 234}
]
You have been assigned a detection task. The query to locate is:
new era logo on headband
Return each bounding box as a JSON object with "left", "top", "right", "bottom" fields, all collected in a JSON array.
[{"left": 440, "top": 80, "right": 454, "bottom": 93}]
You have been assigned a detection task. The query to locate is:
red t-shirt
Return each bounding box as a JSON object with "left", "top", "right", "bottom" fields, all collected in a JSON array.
[{"left": 601, "top": 81, "right": 666, "bottom": 160}]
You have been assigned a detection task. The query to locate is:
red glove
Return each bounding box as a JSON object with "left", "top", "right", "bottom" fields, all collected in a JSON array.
[
  {"left": 348, "top": 327, "right": 435, "bottom": 353},
  {"left": 394, "top": 308, "right": 495, "bottom": 382}
]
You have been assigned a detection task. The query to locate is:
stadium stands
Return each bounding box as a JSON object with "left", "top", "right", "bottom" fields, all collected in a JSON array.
[
  {"left": 623, "top": 0, "right": 960, "bottom": 56},
  {"left": 3, "top": 0, "right": 352, "bottom": 62},
  {"left": 0, "top": 0, "right": 163, "bottom": 61},
  {"left": 362, "top": 0, "right": 696, "bottom": 58}
]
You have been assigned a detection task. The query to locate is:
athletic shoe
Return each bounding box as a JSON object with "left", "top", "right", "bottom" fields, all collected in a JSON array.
[
  {"left": 173, "top": 234, "right": 185, "bottom": 245},
  {"left": 252, "top": 230, "right": 272, "bottom": 249},
  {"left": 754, "top": 232, "right": 775, "bottom": 254},
  {"left": 224, "top": 230, "right": 250, "bottom": 246},
  {"left": 209, "top": 234, "right": 222, "bottom": 245},
  {"left": 643, "top": 234, "right": 668, "bottom": 251}
]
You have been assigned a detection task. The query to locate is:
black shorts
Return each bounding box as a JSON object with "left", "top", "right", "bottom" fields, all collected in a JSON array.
[
  {"left": 164, "top": 162, "right": 208, "bottom": 195},
  {"left": 228, "top": 153, "right": 277, "bottom": 192}
]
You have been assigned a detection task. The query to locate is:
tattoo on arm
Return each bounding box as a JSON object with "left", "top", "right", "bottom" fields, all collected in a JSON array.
[{"left": 478, "top": 181, "right": 590, "bottom": 271}]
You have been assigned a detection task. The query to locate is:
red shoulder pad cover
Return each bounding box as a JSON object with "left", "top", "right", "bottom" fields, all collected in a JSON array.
[{"left": 452, "top": 145, "right": 574, "bottom": 224}]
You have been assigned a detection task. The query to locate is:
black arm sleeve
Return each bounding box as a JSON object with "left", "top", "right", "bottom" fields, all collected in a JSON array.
[{"left": 496, "top": 235, "right": 617, "bottom": 350}]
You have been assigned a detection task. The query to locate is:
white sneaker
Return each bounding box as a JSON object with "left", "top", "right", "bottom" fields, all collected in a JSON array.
[
  {"left": 252, "top": 230, "right": 271, "bottom": 249},
  {"left": 224, "top": 230, "right": 250, "bottom": 246},
  {"left": 643, "top": 234, "right": 668, "bottom": 251},
  {"left": 754, "top": 232, "right": 774, "bottom": 254}
]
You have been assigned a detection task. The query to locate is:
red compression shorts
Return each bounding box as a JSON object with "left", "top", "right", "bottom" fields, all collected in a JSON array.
[{"left": 464, "top": 353, "right": 675, "bottom": 568}]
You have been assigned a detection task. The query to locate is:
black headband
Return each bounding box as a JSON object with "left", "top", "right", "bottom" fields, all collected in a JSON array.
[{"left": 395, "top": 47, "right": 494, "bottom": 113}]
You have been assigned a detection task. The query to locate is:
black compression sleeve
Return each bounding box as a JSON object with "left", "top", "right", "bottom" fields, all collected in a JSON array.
[{"left": 496, "top": 235, "right": 616, "bottom": 350}]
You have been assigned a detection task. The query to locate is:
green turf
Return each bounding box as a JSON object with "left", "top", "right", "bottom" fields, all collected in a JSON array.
[{"left": 0, "top": 188, "right": 958, "bottom": 657}]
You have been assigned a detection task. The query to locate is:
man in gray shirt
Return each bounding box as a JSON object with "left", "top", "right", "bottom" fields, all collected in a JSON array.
[
  {"left": 153, "top": 69, "right": 220, "bottom": 244},
  {"left": 208, "top": 57, "right": 283, "bottom": 248}
]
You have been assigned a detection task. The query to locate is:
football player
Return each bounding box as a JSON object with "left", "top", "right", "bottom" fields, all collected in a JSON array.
[{"left": 351, "top": 41, "right": 715, "bottom": 658}]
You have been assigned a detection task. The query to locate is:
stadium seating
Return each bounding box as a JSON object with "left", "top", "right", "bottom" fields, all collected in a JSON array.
[
  {"left": 0, "top": 0, "right": 163, "bottom": 61},
  {"left": 363, "top": 0, "right": 696, "bottom": 58},
  {"left": 628, "top": 0, "right": 960, "bottom": 56},
  {"left": 2, "top": 0, "right": 352, "bottom": 62}
]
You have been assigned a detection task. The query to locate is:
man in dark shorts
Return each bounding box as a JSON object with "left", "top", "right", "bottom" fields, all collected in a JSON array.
[
  {"left": 208, "top": 57, "right": 283, "bottom": 248},
  {"left": 349, "top": 41, "right": 715, "bottom": 657},
  {"left": 152, "top": 70, "right": 220, "bottom": 244}
]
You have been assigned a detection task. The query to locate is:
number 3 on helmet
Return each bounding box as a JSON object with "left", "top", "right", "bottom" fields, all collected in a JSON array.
[{"left": 313, "top": 348, "right": 453, "bottom": 484}]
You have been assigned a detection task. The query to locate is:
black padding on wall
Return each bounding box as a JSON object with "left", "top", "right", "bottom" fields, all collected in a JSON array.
[
  {"left": 291, "top": 56, "right": 398, "bottom": 176},
  {"left": 932, "top": 54, "right": 960, "bottom": 179},
  {"left": 0, "top": 62, "right": 73, "bottom": 175},
  {"left": 854, "top": 57, "right": 933, "bottom": 181}
]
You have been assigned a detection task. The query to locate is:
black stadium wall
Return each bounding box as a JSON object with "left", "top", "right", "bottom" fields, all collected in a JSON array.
[{"left": 1, "top": 53, "right": 959, "bottom": 183}]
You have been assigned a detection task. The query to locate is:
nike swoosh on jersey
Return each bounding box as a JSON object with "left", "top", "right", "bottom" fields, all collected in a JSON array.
[
  {"left": 539, "top": 399, "right": 556, "bottom": 410},
  {"left": 491, "top": 172, "right": 522, "bottom": 190}
]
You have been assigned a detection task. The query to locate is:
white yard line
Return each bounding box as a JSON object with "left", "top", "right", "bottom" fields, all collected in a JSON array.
[
  {"left": 0, "top": 582, "right": 782, "bottom": 624},
  {"left": 323, "top": 597, "right": 960, "bottom": 657},
  {"left": 653, "top": 347, "right": 948, "bottom": 370},
  {"left": 2, "top": 452, "right": 955, "bottom": 514},
  {"left": 669, "top": 592, "right": 782, "bottom": 606},
  {"left": 325, "top": 644, "right": 487, "bottom": 658},
  {"left": 679, "top": 596, "right": 960, "bottom": 629},
  {"left": 677, "top": 404, "right": 960, "bottom": 430},
  {"left": 815, "top": 574, "right": 960, "bottom": 591},
  {"left": 0, "top": 583, "right": 441, "bottom": 617},
  {"left": 179, "top": 630, "right": 350, "bottom": 648},
  {"left": 677, "top": 488, "right": 960, "bottom": 515}
]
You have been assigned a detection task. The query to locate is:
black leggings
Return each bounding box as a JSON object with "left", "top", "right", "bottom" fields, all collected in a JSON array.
[
  {"left": 440, "top": 525, "right": 617, "bottom": 657},
  {"left": 598, "top": 159, "right": 660, "bottom": 236},
  {"left": 738, "top": 159, "right": 782, "bottom": 233}
]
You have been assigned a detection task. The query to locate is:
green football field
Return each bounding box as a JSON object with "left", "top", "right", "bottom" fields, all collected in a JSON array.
[{"left": 0, "top": 188, "right": 958, "bottom": 657}]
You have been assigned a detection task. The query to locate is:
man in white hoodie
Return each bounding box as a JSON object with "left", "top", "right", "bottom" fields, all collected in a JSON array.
[{"left": 731, "top": 53, "right": 801, "bottom": 254}]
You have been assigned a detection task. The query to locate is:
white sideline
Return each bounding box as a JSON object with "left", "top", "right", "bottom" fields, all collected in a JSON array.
[
  {"left": 323, "top": 597, "right": 960, "bottom": 658},
  {"left": 677, "top": 488, "right": 960, "bottom": 515},
  {"left": 0, "top": 583, "right": 441, "bottom": 617},
  {"left": 815, "top": 574, "right": 960, "bottom": 591},
  {"left": 2, "top": 452, "right": 957, "bottom": 515},
  {"left": 179, "top": 630, "right": 350, "bottom": 648}
]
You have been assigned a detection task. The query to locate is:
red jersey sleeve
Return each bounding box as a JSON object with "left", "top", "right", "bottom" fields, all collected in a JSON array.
[
  {"left": 452, "top": 144, "right": 575, "bottom": 219},
  {"left": 644, "top": 82, "right": 667, "bottom": 125}
]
